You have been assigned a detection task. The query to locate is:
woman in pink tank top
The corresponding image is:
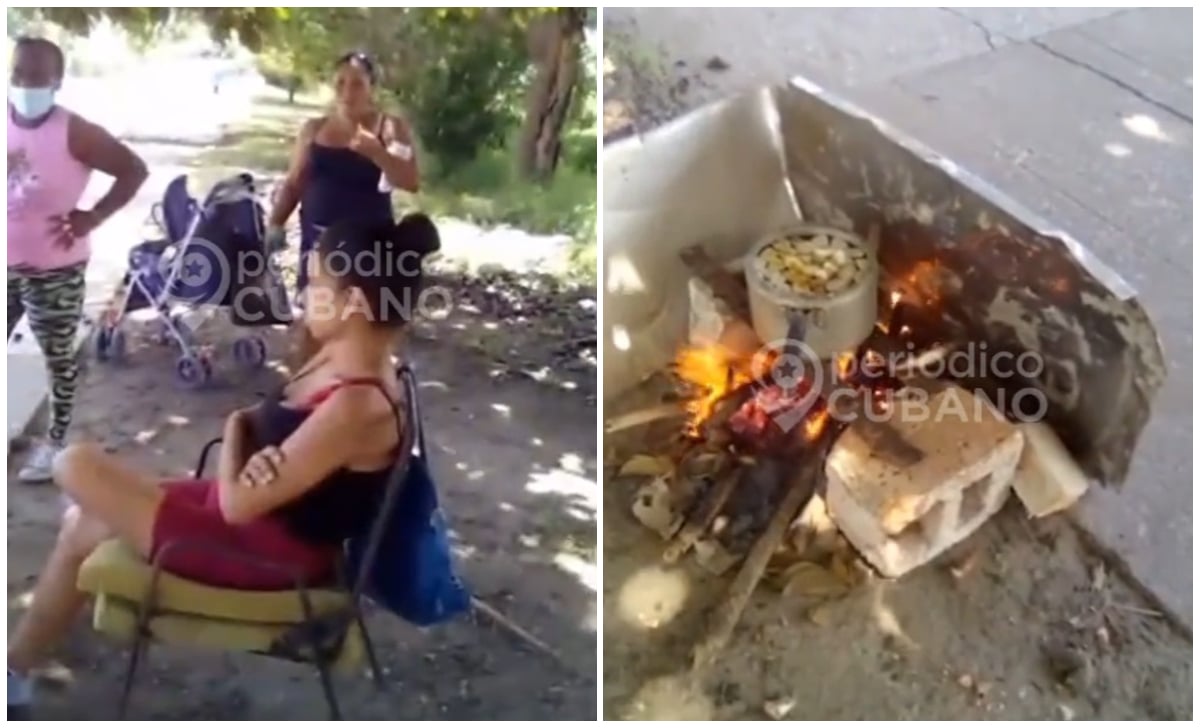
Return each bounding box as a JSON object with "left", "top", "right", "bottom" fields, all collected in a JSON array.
[{"left": 6, "top": 37, "right": 148, "bottom": 487}]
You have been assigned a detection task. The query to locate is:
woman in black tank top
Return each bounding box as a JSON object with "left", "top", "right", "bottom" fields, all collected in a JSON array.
[
  {"left": 265, "top": 51, "right": 421, "bottom": 367},
  {"left": 8, "top": 215, "right": 441, "bottom": 692}
]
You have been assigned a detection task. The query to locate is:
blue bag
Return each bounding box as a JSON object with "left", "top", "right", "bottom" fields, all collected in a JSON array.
[{"left": 348, "top": 366, "right": 471, "bottom": 626}]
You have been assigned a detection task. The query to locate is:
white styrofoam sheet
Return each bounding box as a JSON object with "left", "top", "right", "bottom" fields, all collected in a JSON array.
[{"left": 602, "top": 88, "right": 801, "bottom": 400}]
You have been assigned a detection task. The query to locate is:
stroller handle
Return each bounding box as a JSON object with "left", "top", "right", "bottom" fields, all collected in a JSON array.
[{"left": 204, "top": 173, "right": 258, "bottom": 208}]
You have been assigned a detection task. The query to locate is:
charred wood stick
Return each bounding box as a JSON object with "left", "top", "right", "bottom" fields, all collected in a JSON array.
[
  {"left": 605, "top": 403, "right": 685, "bottom": 434},
  {"left": 691, "top": 454, "right": 825, "bottom": 670},
  {"left": 892, "top": 343, "right": 953, "bottom": 382},
  {"left": 663, "top": 466, "right": 741, "bottom": 564},
  {"left": 702, "top": 382, "right": 755, "bottom": 435}
]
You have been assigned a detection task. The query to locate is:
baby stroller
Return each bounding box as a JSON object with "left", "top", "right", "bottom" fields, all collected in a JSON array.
[{"left": 95, "top": 173, "right": 292, "bottom": 388}]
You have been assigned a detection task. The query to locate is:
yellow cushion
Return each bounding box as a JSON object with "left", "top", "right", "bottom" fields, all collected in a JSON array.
[
  {"left": 92, "top": 594, "right": 365, "bottom": 672},
  {"left": 78, "top": 540, "right": 348, "bottom": 624}
]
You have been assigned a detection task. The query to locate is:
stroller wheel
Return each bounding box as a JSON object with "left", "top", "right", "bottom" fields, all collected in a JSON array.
[
  {"left": 108, "top": 329, "right": 128, "bottom": 363},
  {"left": 176, "top": 354, "right": 212, "bottom": 389},
  {"left": 94, "top": 326, "right": 127, "bottom": 363},
  {"left": 94, "top": 328, "right": 111, "bottom": 362},
  {"left": 232, "top": 336, "right": 267, "bottom": 369}
]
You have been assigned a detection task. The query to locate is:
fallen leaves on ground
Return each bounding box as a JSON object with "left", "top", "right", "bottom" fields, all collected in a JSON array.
[{"left": 619, "top": 454, "right": 675, "bottom": 478}]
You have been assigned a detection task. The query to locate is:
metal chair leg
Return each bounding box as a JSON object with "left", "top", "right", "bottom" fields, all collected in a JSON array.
[
  {"left": 117, "top": 632, "right": 148, "bottom": 719},
  {"left": 314, "top": 654, "right": 342, "bottom": 720},
  {"left": 355, "top": 610, "right": 386, "bottom": 691}
]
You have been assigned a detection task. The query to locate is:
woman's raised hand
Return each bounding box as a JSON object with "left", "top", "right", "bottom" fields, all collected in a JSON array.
[{"left": 348, "top": 124, "right": 385, "bottom": 160}]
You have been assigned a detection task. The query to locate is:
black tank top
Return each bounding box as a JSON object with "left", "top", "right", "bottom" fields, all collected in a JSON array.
[
  {"left": 247, "top": 376, "right": 402, "bottom": 545},
  {"left": 300, "top": 115, "right": 394, "bottom": 232}
]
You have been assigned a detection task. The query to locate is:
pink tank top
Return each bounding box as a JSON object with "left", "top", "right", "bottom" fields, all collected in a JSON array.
[{"left": 7, "top": 106, "right": 93, "bottom": 270}]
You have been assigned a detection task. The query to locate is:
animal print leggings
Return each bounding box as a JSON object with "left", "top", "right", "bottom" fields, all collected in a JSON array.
[{"left": 7, "top": 263, "right": 87, "bottom": 444}]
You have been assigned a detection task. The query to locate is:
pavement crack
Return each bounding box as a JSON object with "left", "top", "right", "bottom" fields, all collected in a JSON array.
[
  {"left": 941, "top": 7, "right": 1004, "bottom": 51},
  {"left": 1030, "top": 38, "right": 1192, "bottom": 124}
]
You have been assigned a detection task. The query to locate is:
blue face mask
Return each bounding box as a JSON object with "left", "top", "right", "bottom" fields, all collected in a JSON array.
[{"left": 9, "top": 86, "right": 57, "bottom": 118}]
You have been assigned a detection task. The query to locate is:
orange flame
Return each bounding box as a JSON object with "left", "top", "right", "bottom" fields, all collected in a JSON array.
[
  {"left": 803, "top": 409, "right": 830, "bottom": 441},
  {"left": 905, "top": 261, "right": 943, "bottom": 307},
  {"left": 836, "top": 351, "right": 855, "bottom": 381},
  {"left": 674, "top": 344, "right": 755, "bottom": 437}
]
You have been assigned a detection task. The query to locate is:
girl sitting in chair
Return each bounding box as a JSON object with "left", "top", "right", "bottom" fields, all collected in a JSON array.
[{"left": 8, "top": 214, "right": 440, "bottom": 718}]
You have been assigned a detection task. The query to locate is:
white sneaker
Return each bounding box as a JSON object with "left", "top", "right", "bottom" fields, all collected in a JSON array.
[{"left": 18, "top": 442, "right": 62, "bottom": 484}]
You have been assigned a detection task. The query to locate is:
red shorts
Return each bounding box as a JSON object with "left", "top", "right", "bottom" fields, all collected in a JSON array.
[{"left": 151, "top": 479, "right": 336, "bottom": 590}]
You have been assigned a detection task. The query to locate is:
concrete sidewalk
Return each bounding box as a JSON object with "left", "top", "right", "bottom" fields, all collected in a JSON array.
[{"left": 605, "top": 7, "right": 1192, "bottom": 627}]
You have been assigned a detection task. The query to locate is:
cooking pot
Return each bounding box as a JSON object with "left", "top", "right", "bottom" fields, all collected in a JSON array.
[{"left": 745, "top": 225, "right": 879, "bottom": 359}]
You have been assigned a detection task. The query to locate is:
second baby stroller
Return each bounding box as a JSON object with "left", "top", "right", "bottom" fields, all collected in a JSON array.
[{"left": 95, "top": 173, "right": 292, "bottom": 388}]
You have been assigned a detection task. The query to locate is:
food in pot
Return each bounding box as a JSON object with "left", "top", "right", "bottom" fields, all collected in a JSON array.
[{"left": 753, "top": 231, "right": 870, "bottom": 298}]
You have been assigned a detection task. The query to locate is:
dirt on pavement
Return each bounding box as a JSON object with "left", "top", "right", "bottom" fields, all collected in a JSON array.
[
  {"left": 7, "top": 316, "right": 597, "bottom": 720},
  {"left": 601, "top": 383, "right": 1191, "bottom": 721}
]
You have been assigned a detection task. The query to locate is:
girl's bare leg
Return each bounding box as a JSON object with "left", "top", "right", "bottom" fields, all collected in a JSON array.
[{"left": 8, "top": 443, "right": 163, "bottom": 672}]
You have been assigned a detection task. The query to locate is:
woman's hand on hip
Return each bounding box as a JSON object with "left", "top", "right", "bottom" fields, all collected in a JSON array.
[{"left": 47, "top": 209, "right": 100, "bottom": 248}]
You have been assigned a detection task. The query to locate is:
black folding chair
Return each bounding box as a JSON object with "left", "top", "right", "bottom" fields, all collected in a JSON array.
[{"left": 76, "top": 366, "right": 424, "bottom": 720}]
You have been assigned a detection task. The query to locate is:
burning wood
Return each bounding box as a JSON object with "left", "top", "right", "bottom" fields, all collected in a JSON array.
[
  {"left": 614, "top": 243, "right": 984, "bottom": 664},
  {"left": 673, "top": 345, "right": 758, "bottom": 438}
]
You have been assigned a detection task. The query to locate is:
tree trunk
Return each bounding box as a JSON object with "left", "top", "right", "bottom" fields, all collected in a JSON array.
[{"left": 517, "top": 9, "right": 584, "bottom": 182}]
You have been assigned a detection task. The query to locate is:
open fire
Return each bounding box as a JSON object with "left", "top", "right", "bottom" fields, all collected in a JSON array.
[
  {"left": 673, "top": 340, "right": 831, "bottom": 450},
  {"left": 616, "top": 240, "right": 1105, "bottom": 672},
  {"left": 672, "top": 287, "right": 921, "bottom": 452}
]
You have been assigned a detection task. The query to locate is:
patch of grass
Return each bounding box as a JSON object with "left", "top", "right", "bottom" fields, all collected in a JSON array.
[{"left": 416, "top": 129, "right": 597, "bottom": 282}]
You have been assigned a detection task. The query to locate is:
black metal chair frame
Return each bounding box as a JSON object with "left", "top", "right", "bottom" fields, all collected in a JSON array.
[{"left": 115, "top": 365, "right": 423, "bottom": 720}]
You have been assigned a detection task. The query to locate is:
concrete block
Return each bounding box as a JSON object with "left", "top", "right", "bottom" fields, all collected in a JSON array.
[
  {"left": 1012, "top": 420, "right": 1090, "bottom": 517},
  {"left": 825, "top": 385, "right": 1024, "bottom": 577}
]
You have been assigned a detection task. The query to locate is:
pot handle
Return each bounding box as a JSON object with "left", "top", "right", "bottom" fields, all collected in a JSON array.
[{"left": 783, "top": 306, "right": 827, "bottom": 336}]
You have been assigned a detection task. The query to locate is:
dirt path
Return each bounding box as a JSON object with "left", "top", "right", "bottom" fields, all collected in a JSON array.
[
  {"left": 7, "top": 319, "right": 596, "bottom": 720},
  {"left": 601, "top": 385, "right": 1190, "bottom": 721}
]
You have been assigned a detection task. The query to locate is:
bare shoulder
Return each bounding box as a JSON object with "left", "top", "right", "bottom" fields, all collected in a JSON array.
[
  {"left": 325, "top": 381, "right": 404, "bottom": 423},
  {"left": 65, "top": 110, "right": 105, "bottom": 141},
  {"left": 299, "top": 116, "right": 326, "bottom": 141},
  {"left": 65, "top": 111, "right": 137, "bottom": 169}
]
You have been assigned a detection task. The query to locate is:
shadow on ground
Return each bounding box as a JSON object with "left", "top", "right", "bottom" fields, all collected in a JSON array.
[{"left": 7, "top": 316, "right": 596, "bottom": 720}]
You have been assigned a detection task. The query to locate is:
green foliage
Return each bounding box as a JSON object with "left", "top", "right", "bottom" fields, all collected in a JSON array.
[
  {"left": 10, "top": 7, "right": 592, "bottom": 174},
  {"left": 419, "top": 141, "right": 596, "bottom": 241},
  {"left": 12, "top": 6, "right": 596, "bottom": 280},
  {"left": 377, "top": 10, "right": 529, "bottom": 166}
]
